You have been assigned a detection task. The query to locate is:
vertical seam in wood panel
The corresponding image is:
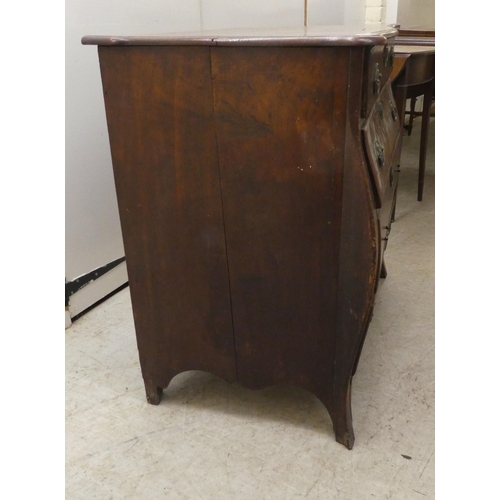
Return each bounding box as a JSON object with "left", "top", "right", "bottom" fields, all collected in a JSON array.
[{"left": 208, "top": 46, "right": 239, "bottom": 380}]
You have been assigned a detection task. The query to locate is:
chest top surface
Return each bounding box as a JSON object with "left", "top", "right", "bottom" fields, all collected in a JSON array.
[{"left": 82, "top": 24, "right": 397, "bottom": 47}]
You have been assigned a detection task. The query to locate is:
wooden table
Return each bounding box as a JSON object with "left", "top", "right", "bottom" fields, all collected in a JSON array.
[
  {"left": 392, "top": 44, "right": 435, "bottom": 200},
  {"left": 395, "top": 25, "right": 435, "bottom": 46},
  {"left": 83, "top": 25, "right": 401, "bottom": 449}
]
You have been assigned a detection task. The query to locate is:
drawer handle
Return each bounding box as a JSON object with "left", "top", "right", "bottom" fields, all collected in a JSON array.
[
  {"left": 384, "top": 45, "right": 395, "bottom": 68},
  {"left": 390, "top": 101, "right": 398, "bottom": 121},
  {"left": 373, "top": 64, "right": 381, "bottom": 95},
  {"left": 374, "top": 139, "right": 385, "bottom": 167},
  {"left": 376, "top": 100, "right": 384, "bottom": 120}
]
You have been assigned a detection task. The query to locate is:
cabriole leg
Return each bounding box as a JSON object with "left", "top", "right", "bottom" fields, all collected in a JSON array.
[
  {"left": 325, "top": 377, "right": 355, "bottom": 450},
  {"left": 144, "top": 380, "right": 163, "bottom": 405}
]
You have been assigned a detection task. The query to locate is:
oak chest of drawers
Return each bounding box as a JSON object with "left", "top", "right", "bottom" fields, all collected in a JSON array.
[{"left": 83, "top": 25, "right": 401, "bottom": 449}]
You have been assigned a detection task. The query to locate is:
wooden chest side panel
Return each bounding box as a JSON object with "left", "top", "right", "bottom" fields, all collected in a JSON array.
[
  {"left": 211, "top": 46, "right": 350, "bottom": 394},
  {"left": 324, "top": 47, "right": 380, "bottom": 448},
  {"left": 98, "top": 46, "right": 237, "bottom": 386}
]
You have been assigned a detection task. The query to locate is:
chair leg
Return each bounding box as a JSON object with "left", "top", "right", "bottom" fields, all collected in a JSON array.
[
  {"left": 407, "top": 96, "right": 417, "bottom": 136},
  {"left": 418, "top": 82, "right": 433, "bottom": 201}
]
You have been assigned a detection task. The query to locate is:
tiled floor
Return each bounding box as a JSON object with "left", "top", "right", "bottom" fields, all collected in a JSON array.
[{"left": 66, "top": 118, "right": 434, "bottom": 499}]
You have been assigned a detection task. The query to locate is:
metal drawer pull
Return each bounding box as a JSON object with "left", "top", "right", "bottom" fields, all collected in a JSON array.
[
  {"left": 384, "top": 45, "right": 394, "bottom": 68},
  {"left": 390, "top": 101, "right": 398, "bottom": 121},
  {"left": 374, "top": 139, "right": 384, "bottom": 167},
  {"left": 373, "top": 64, "right": 381, "bottom": 95},
  {"left": 376, "top": 100, "right": 384, "bottom": 120}
]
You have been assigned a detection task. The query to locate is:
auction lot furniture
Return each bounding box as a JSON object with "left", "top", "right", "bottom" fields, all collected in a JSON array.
[
  {"left": 392, "top": 44, "right": 435, "bottom": 200},
  {"left": 83, "top": 25, "right": 401, "bottom": 449}
]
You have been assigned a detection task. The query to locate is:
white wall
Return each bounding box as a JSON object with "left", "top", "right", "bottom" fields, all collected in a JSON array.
[
  {"left": 396, "top": 0, "right": 435, "bottom": 27},
  {"left": 365, "top": 0, "right": 384, "bottom": 24},
  {"left": 65, "top": 1, "right": 203, "bottom": 283},
  {"left": 201, "top": 0, "right": 303, "bottom": 28},
  {"left": 385, "top": 0, "right": 399, "bottom": 24},
  {"left": 65, "top": 0, "right": 378, "bottom": 311}
]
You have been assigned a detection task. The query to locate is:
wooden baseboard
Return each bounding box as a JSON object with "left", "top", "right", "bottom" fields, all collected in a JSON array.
[{"left": 67, "top": 261, "right": 128, "bottom": 322}]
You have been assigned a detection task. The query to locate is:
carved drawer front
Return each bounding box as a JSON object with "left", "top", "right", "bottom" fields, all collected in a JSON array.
[
  {"left": 363, "top": 42, "right": 395, "bottom": 117},
  {"left": 379, "top": 162, "right": 399, "bottom": 251},
  {"left": 362, "top": 81, "right": 400, "bottom": 208}
]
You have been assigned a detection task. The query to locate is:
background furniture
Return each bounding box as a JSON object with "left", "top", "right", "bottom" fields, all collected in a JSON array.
[
  {"left": 395, "top": 25, "right": 435, "bottom": 46},
  {"left": 392, "top": 44, "right": 435, "bottom": 201},
  {"left": 83, "top": 25, "right": 401, "bottom": 449}
]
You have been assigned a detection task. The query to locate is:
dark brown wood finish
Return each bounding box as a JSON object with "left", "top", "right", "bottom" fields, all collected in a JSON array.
[
  {"left": 211, "top": 45, "right": 348, "bottom": 396},
  {"left": 328, "top": 46, "right": 380, "bottom": 448},
  {"left": 398, "top": 28, "right": 435, "bottom": 37},
  {"left": 413, "top": 79, "right": 433, "bottom": 201},
  {"left": 362, "top": 80, "right": 401, "bottom": 207},
  {"left": 86, "top": 26, "right": 401, "bottom": 448},
  {"left": 97, "top": 46, "right": 237, "bottom": 399},
  {"left": 395, "top": 26, "right": 435, "bottom": 46},
  {"left": 400, "top": 51, "right": 435, "bottom": 87},
  {"left": 363, "top": 42, "right": 395, "bottom": 117},
  {"left": 392, "top": 47, "right": 435, "bottom": 201},
  {"left": 82, "top": 25, "right": 398, "bottom": 47},
  {"left": 394, "top": 36, "right": 435, "bottom": 46}
]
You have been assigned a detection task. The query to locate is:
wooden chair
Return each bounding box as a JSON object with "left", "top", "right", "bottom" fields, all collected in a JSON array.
[{"left": 406, "top": 86, "right": 435, "bottom": 137}]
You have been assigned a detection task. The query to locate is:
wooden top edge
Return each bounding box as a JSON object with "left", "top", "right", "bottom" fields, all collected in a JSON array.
[
  {"left": 82, "top": 25, "right": 398, "bottom": 47},
  {"left": 398, "top": 28, "right": 435, "bottom": 37},
  {"left": 395, "top": 44, "right": 436, "bottom": 54},
  {"left": 395, "top": 36, "right": 435, "bottom": 47}
]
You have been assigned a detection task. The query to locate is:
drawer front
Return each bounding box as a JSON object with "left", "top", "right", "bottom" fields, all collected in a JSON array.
[
  {"left": 378, "top": 129, "right": 402, "bottom": 260},
  {"left": 363, "top": 42, "right": 395, "bottom": 117},
  {"left": 362, "top": 81, "right": 401, "bottom": 208},
  {"left": 379, "top": 162, "right": 399, "bottom": 252}
]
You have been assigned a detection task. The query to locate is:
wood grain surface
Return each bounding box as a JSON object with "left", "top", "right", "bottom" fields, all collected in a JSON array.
[
  {"left": 92, "top": 39, "right": 400, "bottom": 448},
  {"left": 98, "top": 46, "right": 237, "bottom": 396}
]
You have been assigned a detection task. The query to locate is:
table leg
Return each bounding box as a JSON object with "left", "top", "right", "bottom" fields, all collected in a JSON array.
[
  {"left": 408, "top": 96, "right": 417, "bottom": 135},
  {"left": 418, "top": 80, "right": 433, "bottom": 201}
]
